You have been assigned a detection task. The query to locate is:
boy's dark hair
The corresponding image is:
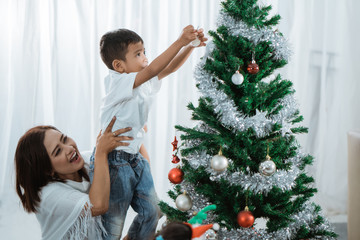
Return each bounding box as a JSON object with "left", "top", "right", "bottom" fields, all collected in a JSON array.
[
  {"left": 153, "top": 222, "right": 192, "bottom": 240},
  {"left": 100, "top": 28, "right": 143, "bottom": 69}
]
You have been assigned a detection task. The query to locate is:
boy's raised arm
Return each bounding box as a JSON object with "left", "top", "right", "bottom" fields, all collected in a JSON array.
[
  {"left": 133, "top": 25, "right": 197, "bottom": 89},
  {"left": 158, "top": 28, "right": 207, "bottom": 80}
]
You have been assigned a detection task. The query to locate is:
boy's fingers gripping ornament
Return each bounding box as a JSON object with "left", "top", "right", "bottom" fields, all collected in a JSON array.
[
  {"left": 191, "top": 37, "right": 201, "bottom": 47},
  {"left": 191, "top": 27, "right": 201, "bottom": 47}
]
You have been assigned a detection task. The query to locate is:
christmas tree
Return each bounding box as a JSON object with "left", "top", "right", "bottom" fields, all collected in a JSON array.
[{"left": 160, "top": 0, "right": 337, "bottom": 239}]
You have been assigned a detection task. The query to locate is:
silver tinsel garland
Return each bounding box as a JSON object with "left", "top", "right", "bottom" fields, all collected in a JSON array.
[
  {"left": 217, "top": 10, "right": 292, "bottom": 61},
  {"left": 194, "top": 63, "right": 298, "bottom": 138},
  {"left": 184, "top": 125, "right": 303, "bottom": 195}
]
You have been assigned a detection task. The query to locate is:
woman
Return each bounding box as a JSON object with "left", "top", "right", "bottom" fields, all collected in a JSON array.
[{"left": 15, "top": 117, "right": 132, "bottom": 239}]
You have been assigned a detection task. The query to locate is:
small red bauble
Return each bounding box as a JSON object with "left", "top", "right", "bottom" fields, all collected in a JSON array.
[
  {"left": 247, "top": 60, "right": 259, "bottom": 74},
  {"left": 168, "top": 167, "right": 184, "bottom": 184},
  {"left": 237, "top": 208, "right": 255, "bottom": 228},
  {"left": 172, "top": 154, "right": 180, "bottom": 164}
]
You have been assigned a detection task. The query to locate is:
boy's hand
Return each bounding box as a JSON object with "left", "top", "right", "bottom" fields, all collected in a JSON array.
[
  {"left": 178, "top": 25, "right": 197, "bottom": 46},
  {"left": 193, "top": 28, "right": 208, "bottom": 47}
]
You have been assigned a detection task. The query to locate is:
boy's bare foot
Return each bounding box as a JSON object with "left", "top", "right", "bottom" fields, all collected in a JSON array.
[{"left": 122, "top": 235, "right": 130, "bottom": 240}]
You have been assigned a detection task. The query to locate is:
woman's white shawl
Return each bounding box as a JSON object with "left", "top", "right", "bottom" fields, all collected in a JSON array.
[{"left": 35, "top": 179, "right": 106, "bottom": 240}]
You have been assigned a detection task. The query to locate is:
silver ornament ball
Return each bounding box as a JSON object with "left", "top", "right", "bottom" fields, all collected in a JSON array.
[
  {"left": 211, "top": 154, "right": 229, "bottom": 172},
  {"left": 191, "top": 37, "right": 201, "bottom": 47},
  {"left": 259, "top": 160, "right": 276, "bottom": 176},
  {"left": 231, "top": 71, "right": 244, "bottom": 85},
  {"left": 175, "top": 193, "right": 193, "bottom": 211}
]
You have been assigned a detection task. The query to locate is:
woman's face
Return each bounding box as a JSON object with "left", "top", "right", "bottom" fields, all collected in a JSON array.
[{"left": 43, "top": 129, "right": 84, "bottom": 181}]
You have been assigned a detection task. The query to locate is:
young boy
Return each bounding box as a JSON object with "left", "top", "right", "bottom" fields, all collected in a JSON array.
[{"left": 90, "top": 25, "right": 207, "bottom": 240}]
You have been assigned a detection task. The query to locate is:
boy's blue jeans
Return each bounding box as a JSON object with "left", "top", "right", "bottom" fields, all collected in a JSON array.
[{"left": 89, "top": 149, "right": 159, "bottom": 240}]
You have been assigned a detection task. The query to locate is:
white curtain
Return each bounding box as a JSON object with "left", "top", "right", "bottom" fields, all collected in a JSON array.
[
  {"left": 275, "top": 0, "right": 360, "bottom": 217},
  {"left": 0, "top": 0, "right": 220, "bottom": 238},
  {"left": 0, "top": 0, "right": 358, "bottom": 238}
]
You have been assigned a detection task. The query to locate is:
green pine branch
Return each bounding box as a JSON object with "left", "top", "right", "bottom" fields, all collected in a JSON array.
[{"left": 222, "top": 0, "right": 281, "bottom": 28}]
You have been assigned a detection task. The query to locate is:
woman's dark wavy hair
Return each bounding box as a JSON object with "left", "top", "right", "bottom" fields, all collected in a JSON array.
[
  {"left": 153, "top": 222, "right": 192, "bottom": 240},
  {"left": 15, "top": 125, "right": 89, "bottom": 213}
]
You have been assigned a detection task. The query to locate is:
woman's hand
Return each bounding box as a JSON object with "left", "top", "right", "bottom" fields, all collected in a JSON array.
[{"left": 95, "top": 116, "right": 133, "bottom": 157}]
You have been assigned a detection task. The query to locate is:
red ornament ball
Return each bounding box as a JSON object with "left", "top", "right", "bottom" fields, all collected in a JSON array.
[
  {"left": 168, "top": 168, "right": 184, "bottom": 184},
  {"left": 172, "top": 154, "right": 180, "bottom": 164},
  {"left": 247, "top": 61, "right": 259, "bottom": 74},
  {"left": 237, "top": 209, "right": 255, "bottom": 228}
]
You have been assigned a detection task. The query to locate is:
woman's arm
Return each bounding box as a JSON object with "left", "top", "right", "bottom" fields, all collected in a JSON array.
[{"left": 89, "top": 117, "right": 132, "bottom": 216}]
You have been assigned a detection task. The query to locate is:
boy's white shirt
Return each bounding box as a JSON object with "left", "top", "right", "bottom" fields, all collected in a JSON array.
[{"left": 100, "top": 69, "right": 161, "bottom": 154}]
